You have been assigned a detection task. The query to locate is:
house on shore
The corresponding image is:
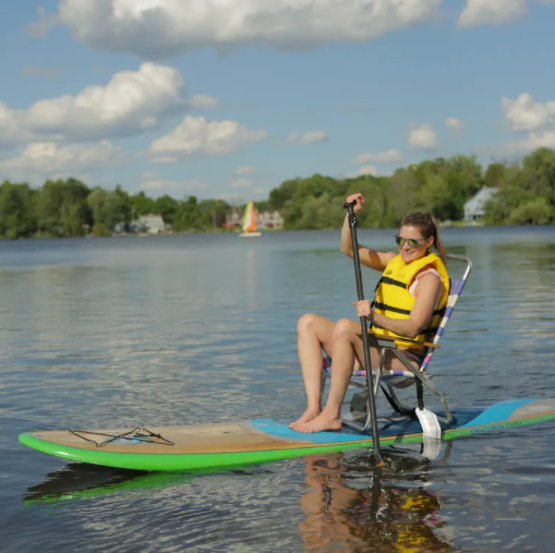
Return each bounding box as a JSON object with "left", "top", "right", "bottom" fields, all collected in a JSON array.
[
  {"left": 464, "top": 187, "right": 496, "bottom": 222},
  {"left": 258, "top": 210, "right": 284, "bottom": 229},
  {"left": 225, "top": 209, "right": 284, "bottom": 230},
  {"left": 129, "top": 214, "right": 167, "bottom": 234}
]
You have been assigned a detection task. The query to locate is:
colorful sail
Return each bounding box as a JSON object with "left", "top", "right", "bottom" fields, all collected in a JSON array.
[{"left": 242, "top": 201, "right": 258, "bottom": 232}]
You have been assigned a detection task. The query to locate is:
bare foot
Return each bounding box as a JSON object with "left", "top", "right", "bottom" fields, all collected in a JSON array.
[
  {"left": 289, "top": 407, "right": 321, "bottom": 430},
  {"left": 295, "top": 412, "right": 342, "bottom": 433}
]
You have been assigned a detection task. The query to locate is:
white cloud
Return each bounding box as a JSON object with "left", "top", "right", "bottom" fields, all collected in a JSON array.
[
  {"left": 485, "top": 92, "right": 555, "bottom": 155},
  {"left": 457, "top": 0, "right": 529, "bottom": 27},
  {"left": 352, "top": 149, "right": 401, "bottom": 164},
  {"left": 0, "top": 102, "right": 33, "bottom": 145},
  {"left": 344, "top": 165, "right": 378, "bottom": 178},
  {"left": 357, "top": 165, "right": 378, "bottom": 176},
  {"left": 0, "top": 63, "right": 216, "bottom": 145},
  {"left": 50, "top": 0, "right": 441, "bottom": 58},
  {"left": 445, "top": 117, "right": 465, "bottom": 136},
  {"left": 147, "top": 116, "right": 268, "bottom": 163},
  {"left": 287, "top": 130, "right": 328, "bottom": 145},
  {"left": 234, "top": 165, "right": 254, "bottom": 174},
  {"left": 24, "top": 62, "right": 185, "bottom": 140},
  {"left": 458, "top": 0, "right": 555, "bottom": 28},
  {"left": 230, "top": 178, "right": 252, "bottom": 188},
  {"left": 25, "top": 6, "right": 61, "bottom": 38},
  {"left": 502, "top": 93, "right": 555, "bottom": 132},
  {"left": 0, "top": 141, "right": 125, "bottom": 182},
  {"left": 253, "top": 187, "right": 266, "bottom": 194},
  {"left": 408, "top": 124, "right": 438, "bottom": 150},
  {"left": 488, "top": 131, "right": 555, "bottom": 156},
  {"left": 188, "top": 94, "right": 219, "bottom": 108}
]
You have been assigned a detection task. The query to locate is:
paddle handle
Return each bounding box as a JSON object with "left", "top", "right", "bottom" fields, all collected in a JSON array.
[{"left": 343, "top": 200, "right": 383, "bottom": 466}]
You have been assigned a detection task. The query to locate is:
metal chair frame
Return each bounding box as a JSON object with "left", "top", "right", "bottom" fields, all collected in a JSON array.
[{"left": 321, "top": 253, "right": 473, "bottom": 433}]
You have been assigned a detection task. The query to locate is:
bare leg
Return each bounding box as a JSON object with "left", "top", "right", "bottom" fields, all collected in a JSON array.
[
  {"left": 289, "top": 314, "right": 336, "bottom": 430},
  {"left": 296, "top": 336, "right": 421, "bottom": 432},
  {"left": 295, "top": 319, "right": 372, "bottom": 432}
]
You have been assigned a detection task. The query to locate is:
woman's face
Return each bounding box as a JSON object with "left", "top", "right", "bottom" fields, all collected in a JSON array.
[{"left": 396, "top": 225, "right": 433, "bottom": 264}]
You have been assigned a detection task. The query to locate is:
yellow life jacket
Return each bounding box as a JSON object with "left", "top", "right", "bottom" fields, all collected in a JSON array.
[{"left": 372, "top": 252, "right": 449, "bottom": 352}]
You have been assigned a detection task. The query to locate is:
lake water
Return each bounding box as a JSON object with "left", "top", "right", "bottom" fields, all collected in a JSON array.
[{"left": 2, "top": 226, "right": 555, "bottom": 552}]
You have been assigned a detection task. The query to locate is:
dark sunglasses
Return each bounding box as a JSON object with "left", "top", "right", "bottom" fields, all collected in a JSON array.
[{"left": 395, "top": 235, "right": 426, "bottom": 248}]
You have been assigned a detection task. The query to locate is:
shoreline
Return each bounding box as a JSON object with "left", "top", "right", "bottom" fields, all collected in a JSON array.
[{"left": 2, "top": 221, "right": 554, "bottom": 241}]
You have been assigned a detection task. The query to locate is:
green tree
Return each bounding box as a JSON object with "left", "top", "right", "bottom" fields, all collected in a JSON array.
[
  {"left": 87, "top": 187, "right": 128, "bottom": 234},
  {"left": 484, "top": 163, "right": 507, "bottom": 187},
  {"left": 114, "top": 185, "right": 132, "bottom": 223},
  {"left": 198, "top": 198, "right": 230, "bottom": 229},
  {"left": 154, "top": 195, "right": 179, "bottom": 225},
  {"left": 0, "top": 181, "right": 35, "bottom": 239},
  {"left": 268, "top": 178, "right": 301, "bottom": 209},
  {"left": 173, "top": 196, "right": 209, "bottom": 231},
  {"left": 129, "top": 192, "right": 155, "bottom": 219},
  {"left": 520, "top": 148, "right": 555, "bottom": 218},
  {"left": 35, "top": 178, "right": 89, "bottom": 237},
  {"left": 387, "top": 170, "right": 418, "bottom": 225},
  {"left": 345, "top": 176, "right": 388, "bottom": 228},
  {"left": 507, "top": 197, "right": 551, "bottom": 225}
]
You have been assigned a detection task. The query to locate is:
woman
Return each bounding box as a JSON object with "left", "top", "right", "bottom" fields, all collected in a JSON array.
[{"left": 290, "top": 193, "right": 449, "bottom": 434}]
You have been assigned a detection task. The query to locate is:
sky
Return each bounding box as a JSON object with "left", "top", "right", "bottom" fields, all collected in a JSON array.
[{"left": 1, "top": 0, "right": 555, "bottom": 203}]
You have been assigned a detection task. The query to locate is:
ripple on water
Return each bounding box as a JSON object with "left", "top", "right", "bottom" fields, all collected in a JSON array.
[{"left": 2, "top": 229, "right": 555, "bottom": 552}]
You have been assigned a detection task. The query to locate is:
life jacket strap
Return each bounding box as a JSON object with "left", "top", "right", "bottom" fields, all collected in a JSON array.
[
  {"left": 371, "top": 323, "right": 439, "bottom": 341},
  {"left": 374, "top": 276, "right": 407, "bottom": 291},
  {"left": 373, "top": 303, "right": 446, "bottom": 317},
  {"left": 373, "top": 302, "right": 411, "bottom": 315}
]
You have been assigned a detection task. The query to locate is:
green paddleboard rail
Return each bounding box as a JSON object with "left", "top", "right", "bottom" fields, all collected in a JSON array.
[{"left": 18, "top": 409, "right": 555, "bottom": 472}]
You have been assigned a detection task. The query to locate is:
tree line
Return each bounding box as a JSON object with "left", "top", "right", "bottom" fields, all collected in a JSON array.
[
  {"left": 262, "top": 147, "right": 555, "bottom": 229},
  {"left": 0, "top": 147, "right": 554, "bottom": 239},
  {"left": 0, "top": 179, "right": 230, "bottom": 238}
]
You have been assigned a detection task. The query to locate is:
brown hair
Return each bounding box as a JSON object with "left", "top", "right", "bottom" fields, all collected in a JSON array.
[{"left": 400, "top": 211, "right": 446, "bottom": 264}]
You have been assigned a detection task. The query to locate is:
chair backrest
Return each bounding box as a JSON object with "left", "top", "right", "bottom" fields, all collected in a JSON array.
[{"left": 419, "top": 253, "right": 473, "bottom": 372}]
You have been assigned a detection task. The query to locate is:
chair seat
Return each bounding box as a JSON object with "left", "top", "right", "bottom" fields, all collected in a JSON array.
[{"left": 322, "top": 359, "right": 415, "bottom": 386}]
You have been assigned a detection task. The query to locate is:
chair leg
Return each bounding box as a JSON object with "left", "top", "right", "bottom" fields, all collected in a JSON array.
[
  {"left": 416, "top": 380, "right": 424, "bottom": 410},
  {"left": 357, "top": 343, "right": 385, "bottom": 432},
  {"left": 382, "top": 384, "right": 415, "bottom": 417},
  {"left": 391, "top": 349, "right": 454, "bottom": 424},
  {"left": 320, "top": 368, "right": 327, "bottom": 405},
  {"left": 373, "top": 349, "right": 386, "bottom": 398}
]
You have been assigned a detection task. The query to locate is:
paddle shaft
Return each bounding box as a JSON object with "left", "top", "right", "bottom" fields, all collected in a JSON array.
[{"left": 343, "top": 201, "right": 383, "bottom": 466}]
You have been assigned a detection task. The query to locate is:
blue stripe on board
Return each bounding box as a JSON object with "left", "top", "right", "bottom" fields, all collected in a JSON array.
[
  {"left": 458, "top": 399, "right": 533, "bottom": 428},
  {"left": 251, "top": 400, "right": 534, "bottom": 444},
  {"left": 250, "top": 419, "right": 370, "bottom": 443}
]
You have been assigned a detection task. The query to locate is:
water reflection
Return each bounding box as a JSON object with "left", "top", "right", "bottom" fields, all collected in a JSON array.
[
  {"left": 23, "top": 464, "right": 200, "bottom": 505},
  {"left": 299, "top": 447, "right": 454, "bottom": 553},
  {"left": 4, "top": 227, "right": 555, "bottom": 552}
]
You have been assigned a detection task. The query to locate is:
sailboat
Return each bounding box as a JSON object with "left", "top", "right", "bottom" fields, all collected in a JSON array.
[{"left": 239, "top": 201, "right": 262, "bottom": 237}]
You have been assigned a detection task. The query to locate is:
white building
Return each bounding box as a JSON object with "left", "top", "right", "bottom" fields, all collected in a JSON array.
[
  {"left": 129, "top": 214, "right": 166, "bottom": 234},
  {"left": 225, "top": 209, "right": 284, "bottom": 229},
  {"left": 464, "top": 187, "right": 496, "bottom": 221},
  {"left": 258, "top": 210, "right": 284, "bottom": 229}
]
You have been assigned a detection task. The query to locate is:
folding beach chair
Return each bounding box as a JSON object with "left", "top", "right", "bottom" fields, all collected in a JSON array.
[{"left": 321, "top": 253, "right": 473, "bottom": 433}]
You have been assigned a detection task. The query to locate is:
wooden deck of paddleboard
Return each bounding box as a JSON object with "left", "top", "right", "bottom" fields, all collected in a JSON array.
[
  {"left": 22, "top": 399, "right": 555, "bottom": 472},
  {"left": 28, "top": 421, "right": 374, "bottom": 455}
]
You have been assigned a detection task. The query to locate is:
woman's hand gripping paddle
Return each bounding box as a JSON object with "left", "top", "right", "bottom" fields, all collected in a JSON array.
[{"left": 343, "top": 200, "right": 383, "bottom": 467}]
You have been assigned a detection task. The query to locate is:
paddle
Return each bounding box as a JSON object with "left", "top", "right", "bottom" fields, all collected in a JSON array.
[{"left": 343, "top": 200, "right": 383, "bottom": 466}]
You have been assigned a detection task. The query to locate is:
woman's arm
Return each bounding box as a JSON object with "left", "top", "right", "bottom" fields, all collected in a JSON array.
[
  {"left": 363, "top": 273, "right": 442, "bottom": 339},
  {"left": 340, "top": 194, "right": 395, "bottom": 271}
]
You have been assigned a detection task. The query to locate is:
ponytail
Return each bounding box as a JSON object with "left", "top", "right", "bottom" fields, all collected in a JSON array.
[{"left": 400, "top": 211, "right": 447, "bottom": 264}]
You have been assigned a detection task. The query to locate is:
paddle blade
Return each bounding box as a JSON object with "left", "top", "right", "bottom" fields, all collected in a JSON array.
[{"left": 415, "top": 408, "right": 442, "bottom": 440}]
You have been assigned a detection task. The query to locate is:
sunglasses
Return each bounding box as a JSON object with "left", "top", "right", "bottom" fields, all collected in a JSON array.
[{"left": 395, "top": 235, "right": 426, "bottom": 248}]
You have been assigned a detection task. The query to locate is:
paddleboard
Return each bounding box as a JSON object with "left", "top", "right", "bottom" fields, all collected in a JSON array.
[{"left": 19, "top": 398, "right": 555, "bottom": 472}]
